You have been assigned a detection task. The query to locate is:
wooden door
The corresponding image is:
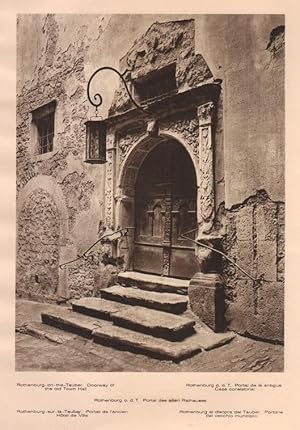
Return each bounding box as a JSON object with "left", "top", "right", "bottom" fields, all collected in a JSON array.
[{"left": 134, "top": 140, "right": 199, "bottom": 279}]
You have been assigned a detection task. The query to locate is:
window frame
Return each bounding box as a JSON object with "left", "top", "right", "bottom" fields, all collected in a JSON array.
[
  {"left": 133, "top": 63, "right": 177, "bottom": 105},
  {"left": 31, "top": 100, "right": 56, "bottom": 156}
]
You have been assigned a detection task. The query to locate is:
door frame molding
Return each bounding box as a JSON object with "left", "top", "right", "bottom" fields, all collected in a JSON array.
[{"left": 101, "top": 85, "right": 220, "bottom": 273}]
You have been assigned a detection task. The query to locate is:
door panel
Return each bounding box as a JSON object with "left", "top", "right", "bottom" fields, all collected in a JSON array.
[
  {"left": 134, "top": 140, "right": 199, "bottom": 279},
  {"left": 134, "top": 244, "right": 163, "bottom": 275}
]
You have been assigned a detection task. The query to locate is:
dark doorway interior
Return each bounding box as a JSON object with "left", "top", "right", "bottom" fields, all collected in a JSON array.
[{"left": 134, "top": 139, "right": 199, "bottom": 279}]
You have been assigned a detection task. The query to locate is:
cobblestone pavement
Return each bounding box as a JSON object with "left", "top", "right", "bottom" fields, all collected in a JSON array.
[{"left": 15, "top": 299, "right": 284, "bottom": 372}]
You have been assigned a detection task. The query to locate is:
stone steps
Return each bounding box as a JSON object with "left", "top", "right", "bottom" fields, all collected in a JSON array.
[
  {"left": 100, "top": 285, "right": 188, "bottom": 314},
  {"left": 72, "top": 297, "right": 195, "bottom": 341},
  {"left": 92, "top": 324, "right": 202, "bottom": 362},
  {"left": 41, "top": 307, "right": 235, "bottom": 362},
  {"left": 72, "top": 297, "right": 129, "bottom": 320},
  {"left": 109, "top": 305, "right": 195, "bottom": 341},
  {"left": 40, "top": 273, "right": 235, "bottom": 362},
  {"left": 41, "top": 308, "right": 102, "bottom": 338},
  {"left": 117, "top": 271, "right": 190, "bottom": 295}
]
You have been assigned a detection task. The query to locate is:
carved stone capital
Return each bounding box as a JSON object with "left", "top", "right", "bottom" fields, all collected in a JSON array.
[
  {"left": 197, "top": 102, "right": 215, "bottom": 126},
  {"left": 147, "top": 119, "right": 159, "bottom": 137}
]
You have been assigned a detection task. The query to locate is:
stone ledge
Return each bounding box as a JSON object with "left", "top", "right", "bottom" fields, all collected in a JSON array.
[{"left": 100, "top": 285, "right": 188, "bottom": 314}]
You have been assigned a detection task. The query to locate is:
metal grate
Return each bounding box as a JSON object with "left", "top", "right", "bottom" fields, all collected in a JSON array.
[{"left": 37, "top": 113, "right": 54, "bottom": 154}]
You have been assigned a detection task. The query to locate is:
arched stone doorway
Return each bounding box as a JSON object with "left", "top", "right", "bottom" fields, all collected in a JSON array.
[
  {"left": 134, "top": 139, "right": 199, "bottom": 279},
  {"left": 116, "top": 136, "right": 201, "bottom": 279}
]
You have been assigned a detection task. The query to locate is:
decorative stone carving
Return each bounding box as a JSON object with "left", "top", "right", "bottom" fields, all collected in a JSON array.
[
  {"left": 160, "top": 113, "right": 199, "bottom": 157},
  {"left": 105, "top": 131, "right": 116, "bottom": 227},
  {"left": 162, "top": 247, "right": 170, "bottom": 276},
  {"left": 109, "top": 20, "right": 212, "bottom": 116},
  {"left": 198, "top": 101, "right": 215, "bottom": 126},
  {"left": 197, "top": 102, "right": 215, "bottom": 235},
  {"left": 118, "top": 125, "right": 146, "bottom": 164},
  {"left": 163, "top": 198, "right": 172, "bottom": 243},
  {"left": 147, "top": 119, "right": 159, "bottom": 137}
]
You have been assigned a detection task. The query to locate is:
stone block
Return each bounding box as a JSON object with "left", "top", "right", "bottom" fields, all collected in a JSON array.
[
  {"left": 188, "top": 273, "right": 225, "bottom": 332},
  {"left": 235, "top": 206, "right": 253, "bottom": 241},
  {"left": 224, "top": 280, "right": 255, "bottom": 334},
  {"left": 247, "top": 282, "right": 284, "bottom": 343},
  {"left": 256, "top": 202, "right": 277, "bottom": 241},
  {"left": 257, "top": 239, "right": 277, "bottom": 281},
  {"left": 234, "top": 239, "right": 255, "bottom": 275}
]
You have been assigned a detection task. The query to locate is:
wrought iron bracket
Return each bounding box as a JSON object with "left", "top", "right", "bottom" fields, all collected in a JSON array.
[{"left": 87, "top": 66, "right": 150, "bottom": 115}]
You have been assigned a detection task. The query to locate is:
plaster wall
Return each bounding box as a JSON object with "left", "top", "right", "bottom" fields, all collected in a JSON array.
[{"left": 194, "top": 14, "right": 284, "bottom": 206}]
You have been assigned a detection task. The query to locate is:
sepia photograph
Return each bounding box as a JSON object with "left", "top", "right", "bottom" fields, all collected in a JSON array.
[{"left": 15, "top": 14, "right": 284, "bottom": 372}]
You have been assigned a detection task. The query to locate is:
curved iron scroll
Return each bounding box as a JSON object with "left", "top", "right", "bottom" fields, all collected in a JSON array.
[{"left": 87, "top": 66, "right": 149, "bottom": 115}]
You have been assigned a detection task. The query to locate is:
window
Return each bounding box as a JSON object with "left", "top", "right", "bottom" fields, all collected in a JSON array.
[
  {"left": 31, "top": 101, "right": 56, "bottom": 154},
  {"left": 133, "top": 63, "right": 177, "bottom": 104}
]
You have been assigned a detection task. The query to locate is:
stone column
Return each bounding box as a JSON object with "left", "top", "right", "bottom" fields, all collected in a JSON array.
[
  {"left": 115, "top": 194, "right": 135, "bottom": 270},
  {"left": 190, "top": 102, "right": 224, "bottom": 332},
  {"left": 197, "top": 101, "right": 215, "bottom": 237}
]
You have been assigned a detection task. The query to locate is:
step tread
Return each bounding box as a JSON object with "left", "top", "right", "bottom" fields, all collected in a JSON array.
[
  {"left": 41, "top": 309, "right": 236, "bottom": 361},
  {"left": 111, "top": 305, "right": 195, "bottom": 333},
  {"left": 118, "top": 271, "right": 189, "bottom": 294},
  {"left": 102, "top": 285, "right": 188, "bottom": 305},
  {"left": 72, "top": 297, "right": 129, "bottom": 316},
  {"left": 41, "top": 309, "right": 106, "bottom": 336},
  {"left": 93, "top": 324, "right": 202, "bottom": 361}
]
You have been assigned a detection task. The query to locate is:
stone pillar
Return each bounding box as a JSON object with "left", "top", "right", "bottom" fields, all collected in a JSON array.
[
  {"left": 190, "top": 102, "right": 224, "bottom": 332},
  {"left": 115, "top": 194, "right": 135, "bottom": 270},
  {"left": 197, "top": 101, "right": 215, "bottom": 237},
  {"left": 105, "top": 129, "right": 116, "bottom": 228},
  {"left": 189, "top": 273, "right": 225, "bottom": 332}
]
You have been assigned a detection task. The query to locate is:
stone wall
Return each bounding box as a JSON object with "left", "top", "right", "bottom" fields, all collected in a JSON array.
[
  {"left": 16, "top": 14, "right": 109, "bottom": 300},
  {"left": 221, "top": 190, "right": 284, "bottom": 343},
  {"left": 17, "top": 189, "right": 60, "bottom": 300}
]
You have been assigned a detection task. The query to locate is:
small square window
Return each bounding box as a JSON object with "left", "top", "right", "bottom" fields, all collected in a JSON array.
[
  {"left": 133, "top": 63, "right": 177, "bottom": 104},
  {"left": 31, "top": 101, "right": 56, "bottom": 155}
]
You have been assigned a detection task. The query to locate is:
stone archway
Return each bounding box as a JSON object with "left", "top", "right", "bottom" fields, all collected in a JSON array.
[{"left": 115, "top": 133, "right": 201, "bottom": 276}]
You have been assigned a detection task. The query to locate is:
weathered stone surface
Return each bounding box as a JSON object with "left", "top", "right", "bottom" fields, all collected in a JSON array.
[
  {"left": 100, "top": 285, "right": 188, "bottom": 314},
  {"left": 16, "top": 189, "right": 60, "bottom": 299},
  {"left": 118, "top": 271, "right": 189, "bottom": 295},
  {"left": 16, "top": 321, "right": 75, "bottom": 344},
  {"left": 189, "top": 273, "right": 225, "bottom": 332},
  {"left": 93, "top": 324, "right": 235, "bottom": 362},
  {"left": 252, "top": 282, "right": 284, "bottom": 343},
  {"left": 41, "top": 309, "right": 106, "bottom": 338},
  {"left": 192, "top": 330, "right": 236, "bottom": 351},
  {"left": 17, "top": 300, "right": 283, "bottom": 371},
  {"left": 235, "top": 206, "right": 253, "bottom": 241},
  {"left": 110, "top": 306, "right": 196, "bottom": 340},
  {"left": 222, "top": 191, "right": 284, "bottom": 341},
  {"left": 225, "top": 280, "right": 256, "bottom": 334},
  {"left": 72, "top": 297, "right": 129, "bottom": 320},
  {"left": 110, "top": 19, "right": 212, "bottom": 115},
  {"left": 93, "top": 325, "right": 202, "bottom": 362},
  {"left": 257, "top": 239, "right": 277, "bottom": 281}
]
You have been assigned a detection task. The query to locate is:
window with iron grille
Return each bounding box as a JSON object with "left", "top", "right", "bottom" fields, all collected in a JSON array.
[
  {"left": 32, "top": 101, "right": 56, "bottom": 154},
  {"left": 133, "top": 63, "right": 177, "bottom": 104}
]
